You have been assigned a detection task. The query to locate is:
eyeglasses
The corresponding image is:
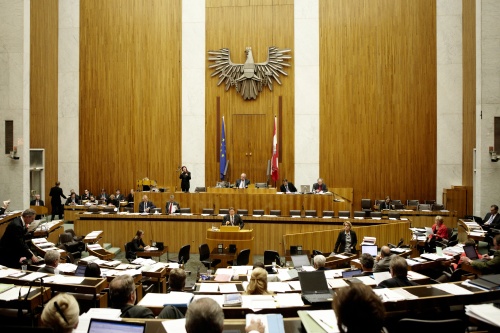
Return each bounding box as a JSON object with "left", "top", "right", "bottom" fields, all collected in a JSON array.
[{"left": 54, "top": 301, "right": 69, "bottom": 325}]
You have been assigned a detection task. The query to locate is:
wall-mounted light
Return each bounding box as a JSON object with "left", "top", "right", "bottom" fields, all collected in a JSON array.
[{"left": 489, "top": 147, "right": 499, "bottom": 162}]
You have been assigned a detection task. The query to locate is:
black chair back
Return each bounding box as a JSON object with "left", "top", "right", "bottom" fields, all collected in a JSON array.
[
  {"left": 263, "top": 250, "right": 279, "bottom": 265},
  {"left": 178, "top": 244, "right": 191, "bottom": 264},
  {"left": 237, "top": 209, "right": 248, "bottom": 216},
  {"left": 270, "top": 210, "right": 281, "bottom": 216},
  {"left": 398, "top": 318, "right": 464, "bottom": 333},
  {"left": 370, "top": 211, "right": 382, "bottom": 218},
  {"left": 361, "top": 199, "right": 372, "bottom": 210},
  {"left": 290, "top": 210, "right": 301, "bottom": 216},
  {"left": 236, "top": 249, "right": 250, "bottom": 266},
  {"left": 322, "top": 210, "right": 334, "bottom": 217},
  {"left": 199, "top": 244, "right": 210, "bottom": 262},
  {"left": 179, "top": 208, "right": 191, "bottom": 214},
  {"left": 305, "top": 210, "right": 317, "bottom": 217},
  {"left": 338, "top": 211, "right": 350, "bottom": 218},
  {"left": 353, "top": 211, "right": 365, "bottom": 218},
  {"left": 219, "top": 208, "right": 229, "bottom": 215},
  {"left": 202, "top": 208, "right": 214, "bottom": 215},
  {"left": 253, "top": 209, "right": 264, "bottom": 215}
]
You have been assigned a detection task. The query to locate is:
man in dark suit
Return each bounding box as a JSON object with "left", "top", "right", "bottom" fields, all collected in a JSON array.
[
  {"left": 30, "top": 194, "right": 45, "bottom": 219},
  {"left": 165, "top": 195, "right": 180, "bottom": 214},
  {"left": 37, "top": 250, "right": 60, "bottom": 274},
  {"left": 377, "top": 256, "right": 417, "bottom": 288},
  {"left": 115, "top": 189, "right": 124, "bottom": 201},
  {"left": 98, "top": 189, "right": 109, "bottom": 201},
  {"left": 353, "top": 253, "right": 374, "bottom": 277},
  {"left": 235, "top": 173, "right": 250, "bottom": 188},
  {"left": 312, "top": 178, "right": 328, "bottom": 193},
  {"left": 138, "top": 195, "right": 155, "bottom": 213},
  {"left": 0, "top": 209, "right": 40, "bottom": 268},
  {"left": 374, "top": 246, "right": 393, "bottom": 272},
  {"left": 280, "top": 179, "right": 297, "bottom": 193},
  {"left": 482, "top": 204, "right": 500, "bottom": 229},
  {"left": 222, "top": 207, "right": 244, "bottom": 229},
  {"left": 65, "top": 192, "right": 78, "bottom": 206},
  {"left": 110, "top": 274, "right": 182, "bottom": 319},
  {"left": 49, "top": 181, "right": 66, "bottom": 220}
]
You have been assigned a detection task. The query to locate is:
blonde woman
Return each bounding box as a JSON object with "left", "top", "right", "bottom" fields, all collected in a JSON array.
[
  {"left": 41, "top": 293, "right": 79, "bottom": 333},
  {"left": 334, "top": 221, "right": 358, "bottom": 254},
  {"left": 244, "top": 267, "right": 272, "bottom": 295}
]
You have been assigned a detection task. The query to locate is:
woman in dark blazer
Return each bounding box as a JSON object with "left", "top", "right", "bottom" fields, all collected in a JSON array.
[
  {"left": 179, "top": 166, "right": 191, "bottom": 192},
  {"left": 334, "top": 221, "right": 357, "bottom": 254},
  {"left": 130, "top": 230, "right": 147, "bottom": 252}
]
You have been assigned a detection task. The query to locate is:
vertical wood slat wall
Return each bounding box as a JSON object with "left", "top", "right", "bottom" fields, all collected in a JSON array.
[
  {"left": 30, "top": 0, "right": 58, "bottom": 208},
  {"left": 79, "top": 0, "right": 182, "bottom": 194},
  {"left": 319, "top": 0, "right": 437, "bottom": 208},
  {"left": 462, "top": 0, "right": 476, "bottom": 216},
  {"left": 205, "top": 0, "right": 295, "bottom": 186}
]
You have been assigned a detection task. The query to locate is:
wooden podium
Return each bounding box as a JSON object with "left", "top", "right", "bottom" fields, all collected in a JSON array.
[{"left": 206, "top": 228, "right": 254, "bottom": 265}]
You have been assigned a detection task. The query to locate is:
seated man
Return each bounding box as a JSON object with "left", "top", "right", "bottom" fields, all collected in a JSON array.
[
  {"left": 222, "top": 207, "right": 244, "bottom": 229},
  {"left": 30, "top": 194, "right": 45, "bottom": 219},
  {"left": 481, "top": 204, "right": 500, "bottom": 230},
  {"left": 106, "top": 194, "right": 119, "bottom": 207},
  {"left": 373, "top": 246, "right": 393, "bottom": 272},
  {"left": 110, "top": 274, "right": 183, "bottom": 319},
  {"left": 138, "top": 195, "right": 155, "bottom": 213},
  {"left": 280, "top": 179, "right": 297, "bottom": 193},
  {"left": 462, "top": 234, "right": 500, "bottom": 274},
  {"left": 38, "top": 250, "right": 60, "bottom": 274},
  {"left": 377, "top": 256, "right": 417, "bottom": 288},
  {"left": 312, "top": 178, "right": 328, "bottom": 193},
  {"left": 165, "top": 195, "right": 180, "bottom": 214},
  {"left": 313, "top": 255, "right": 329, "bottom": 270},
  {"left": 354, "top": 253, "right": 374, "bottom": 276},
  {"left": 168, "top": 268, "right": 186, "bottom": 292},
  {"left": 65, "top": 192, "right": 78, "bottom": 206},
  {"left": 235, "top": 173, "right": 250, "bottom": 188},
  {"left": 185, "top": 297, "right": 264, "bottom": 333}
]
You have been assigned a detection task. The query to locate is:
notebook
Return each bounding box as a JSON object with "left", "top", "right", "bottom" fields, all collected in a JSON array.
[
  {"left": 425, "top": 227, "right": 434, "bottom": 236},
  {"left": 298, "top": 271, "right": 333, "bottom": 304},
  {"left": 300, "top": 185, "right": 311, "bottom": 193},
  {"left": 341, "top": 269, "right": 362, "bottom": 278},
  {"left": 291, "top": 255, "right": 310, "bottom": 271},
  {"left": 463, "top": 245, "right": 478, "bottom": 260},
  {"left": 87, "top": 318, "right": 146, "bottom": 333},
  {"left": 361, "top": 245, "right": 378, "bottom": 257}
]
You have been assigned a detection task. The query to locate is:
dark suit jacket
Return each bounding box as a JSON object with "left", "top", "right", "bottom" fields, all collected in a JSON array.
[
  {"left": 377, "top": 276, "right": 418, "bottom": 288},
  {"left": 30, "top": 199, "right": 45, "bottom": 206},
  {"left": 120, "top": 304, "right": 155, "bottom": 318},
  {"left": 49, "top": 186, "right": 66, "bottom": 205},
  {"left": 334, "top": 230, "right": 357, "bottom": 253},
  {"left": 65, "top": 197, "right": 78, "bottom": 205},
  {"left": 280, "top": 182, "right": 297, "bottom": 193},
  {"left": 37, "top": 265, "right": 56, "bottom": 274},
  {"left": 139, "top": 201, "right": 156, "bottom": 213},
  {"left": 115, "top": 194, "right": 124, "bottom": 201},
  {"left": 98, "top": 193, "right": 109, "bottom": 201},
  {"left": 0, "top": 207, "right": 5, "bottom": 215},
  {"left": 0, "top": 217, "right": 33, "bottom": 268},
  {"left": 106, "top": 198, "right": 120, "bottom": 207},
  {"left": 222, "top": 214, "right": 244, "bottom": 229},
  {"left": 312, "top": 183, "right": 328, "bottom": 192},
  {"left": 165, "top": 201, "right": 180, "bottom": 214},
  {"left": 130, "top": 238, "right": 146, "bottom": 252},
  {"left": 373, "top": 255, "right": 393, "bottom": 272},
  {"left": 482, "top": 213, "right": 500, "bottom": 229},
  {"left": 235, "top": 179, "right": 250, "bottom": 188},
  {"left": 379, "top": 202, "right": 391, "bottom": 210}
]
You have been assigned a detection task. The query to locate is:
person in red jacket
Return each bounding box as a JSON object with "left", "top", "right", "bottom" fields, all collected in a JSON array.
[{"left": 425, "top": 215, "right": 448, "bottom": 253}]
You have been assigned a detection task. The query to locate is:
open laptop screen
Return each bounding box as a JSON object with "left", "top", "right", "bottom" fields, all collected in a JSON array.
[
  {"left": 74, "top": 264, "right": 87, "bottom": 277},
  {"left": 88, "top": 318, "right": 146, "bottom": 333},
  {"left": 463, "top": 245, "right": 478, "bottom": 260},
  {"left": 341, "top": 269, "right": 362, "bottom": 278},
  {"left": 361, "top": 245, "right": 378, "bottom": 257},
  {"left": 291, "top": 254, "right": 310, "bottom": 268}
]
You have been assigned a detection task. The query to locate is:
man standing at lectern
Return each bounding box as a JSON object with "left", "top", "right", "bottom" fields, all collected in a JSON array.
[{"left": 222, "top": 207, "right": 244, "bottom": 229}]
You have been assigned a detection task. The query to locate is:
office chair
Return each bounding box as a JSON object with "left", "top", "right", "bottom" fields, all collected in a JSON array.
[
  {"left": 353, "top": 211, "right": 365, "bottom": 218},
  {"left": 263, "top": 250, "right": 280, "bottom": 265},
  {"left": 65, "top": 228, "right": 84, "bottom": 242},
  {"left": 361, "top": 198, "right": 372, "bottom": 212},
  {"left": 123, "top": 207, "right": 133, "bottom": 213},
  {"left": 338, "top": 211, "right": 350, "bottom": 218},
  {"left": 169, "top": 244, "right": 190, "bottom": 264},
  {"left": 227, "top": 249, "right": 250, "bottom": 266},
  {"left": 270, "top": 210, "right": 281, "bottom": 216},
  {"left": 370, "top": 211, "right": 382, "bottom": 218},
  {"left": 322, "top": 210, "right": 334, "bottom": 217},
  {"left": 304, "top": 210, "right": 317, "bottom": 217},
  {"left": 125, "top": 242, "right": 136, "bottom": 262},
  {"left": 179, "top": 208, "right": 191, "bottom": 214},
  {"left": 290, "top": 210, "right": 301, "bottom": 217},
  {"left": 253, "top": 209, "right": 264, "bottom": 215},
  {"left": 424, "top": 200, "right": 436, "bottom": 205},
  {"left": 199, "top": 244, "right": 221, "bottom": 269},
  {"left": 418, "top": 204, "right": 431, "bottom": 211},
  {"left": 407, "top": 199, "right": 419, "bottom": 206},
  {"left": 237, "top": 209, "right": 248, "bottom": 216},
  {"left": 397, "top": 318, "right": 465, "bottom": 333},
  {"left": 219, "top": 208, "right": 229, "bottom": 215},
  {"left": 388, "top": 211, "right": 400, "bottom": 220},
  {"left": 202, "top": 208, "right": 214, "bottom": 215},
  {"left": 432, "top": 203, "right": 445, "bottom": 211}
]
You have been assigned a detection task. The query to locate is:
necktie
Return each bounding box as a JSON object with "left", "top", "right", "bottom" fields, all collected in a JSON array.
[
  {"left": 486, "top": 214, "right": 496, "bottom": 225},
  {"left": 36, "top": 201, "right": 39, "bottom": 206},
  {"left": 144, "top": 203, "right": 147, "bottom": 210},
  {"left": 231, "top": 216, "right": 234, "bottom": 225},
  {"left": 170, "top": 203, "right": 173, "bottom": 214},
  {"left": 285, "top": 185, "right": 289, "bottom": 192}
]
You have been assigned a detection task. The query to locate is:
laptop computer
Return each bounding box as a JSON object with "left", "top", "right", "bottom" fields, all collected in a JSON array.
[
  {"left": 74, "top": 264, "right": 87, "bottom": 277},
  {"left": 298, "top": 271, "right": 333, "bottom": 304},
  {"left": 463, "top": 245, "right": 479, "bottom": 260},
  {"left": 88, "top": 318, "right": 146, "bottom": 333},
  {"left": 291, "top": 254, "right": 310, "bottom": 271},
  {"left": 341, "top": 269, "right": 362, "bottom": 278},
  {"left": 300, "top": 185, "right": 311, "bottom": 193},
  {"left": 361, "top": 245, "right": 378, "bottom": 257}
]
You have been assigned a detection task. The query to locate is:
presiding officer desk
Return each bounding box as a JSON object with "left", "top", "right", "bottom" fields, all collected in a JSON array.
[{"left": 75, "top": 213, "right": 412, "bottom": 257}]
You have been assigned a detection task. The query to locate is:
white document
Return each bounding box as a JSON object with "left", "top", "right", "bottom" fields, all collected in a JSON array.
[
  {"left": 287, "top": 281, "right": 302, "bottom": 291},
  {"left": 355, "top": 276, "right": 377, "bottom": 286},
  {"left": 19, "top": 272, "right": 47, "bottom": 281},
  {"left": 324, "top": 269, "right": 344, "bottom": 279},
  {"left": 198, "top": 283, "right": 219, "bottom": 293},
  {"left": 307, "top": 310, "right": 339, "bottom": 333},
  {"left": 274, "top": 293, "right": 304, "bottom": 307},
  {"left": 162, "top": 318, "right": 187, "bottom": 333},
  {"left": 267, "top": 282, "right": 292, "bottom": 293},
  {"left": 215, "top": 268, "right": 234, "bottom": 275},
  {"left": 241, "top": 295, "right": 276, "bottom": 309},
  {"left": 233, "top": 266, "right": 253, "bottom": 275},
  {"left": 192, "top": 294, "right": 224, "bottom": 307},
  {"left": 138, "top": 292, "right": 194, "bottom": 307},
  {"left": 333, "top": 254, "right": 349, "bottom": 259},
  {"left": 219, "top": 284, "right": 238, "bottom": 293},
  {"left": 432, "top": 283, "right": 473, "bottom": 295},
  {"left": 373, "top": 288, "right": 407, "bottom": 302},
  {"left": 0, "top": 287, "right": 29, "bottom": 301},
  {"left": 327, "top": 278, "right": 349, "bottom": 289},
  {"left": 373, "top": 272, "right": 392, "bottom": 284},
  {"left": 45, "top": 275, "right": 85, "bottom": 284},
  {"left": 465, "top": 304, "right": 500, "bottom": 327}
]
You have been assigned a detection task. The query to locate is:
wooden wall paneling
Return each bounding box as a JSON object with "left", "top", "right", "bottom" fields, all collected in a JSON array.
[
  {"left": 30, "top": 0, "right": 58, "bottom": 210},
  {"left": 205, "top": 1, "right": 294, "bottom": 187},
  {"left": 462, "top": 0, "right": 476, "bottom": 216},
  {"left": 319, "top": 0, "right": 437, "bottom": 210},
  {"left": 80, "top": 0, "right": 182, "bottom": 195}
]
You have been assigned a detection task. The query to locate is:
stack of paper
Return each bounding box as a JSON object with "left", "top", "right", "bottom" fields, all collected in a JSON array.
[{"left": 465, "top": 304, "right": 500, "bottom": 327}]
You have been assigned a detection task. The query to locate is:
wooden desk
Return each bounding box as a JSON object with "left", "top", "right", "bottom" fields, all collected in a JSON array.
[
  {"left": 325, "top": 253, "right": 358, "bottom": 269},
  {"left": 285, "top": 250, "right": 311, "bottom": 261},
  {"left": 136, "top": 247, "right": 169, "bottom": 261},
  {"left": 207, "top": 187, "right": 277, "bottom": 194},
  {"left": 210, "top": 248, "right": 237, "bottom": 267},
  {"left": 206, "top": 229, "right": 254, "bottom": 265},
  {"left": 457, "top": 219, "right": 486, "bottom": 243},
  {"left": 380, "top": 209, "right": 458, "bottom": 228},
  {"left": 30, "top": 205, "right": 48, "bottom": 217},
  {"left": 0, "top": 286, "right": 51, "bottom": 323},
  {"left": 0, "top": 212, "right": 22, "bottom": 237},
  {"left": 84, "top": 230, "right": 103, "bottom": 244},
  {"left": 64, "top": 205, "right": 87, "bottom": 222},
  {"left": 32, "top": 219, "right": 64, "bottom": 244}
]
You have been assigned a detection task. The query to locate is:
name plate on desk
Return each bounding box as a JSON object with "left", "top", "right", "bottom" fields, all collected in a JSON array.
[{"left": 220, "top": 226, "right": 240, "bottom": 232}]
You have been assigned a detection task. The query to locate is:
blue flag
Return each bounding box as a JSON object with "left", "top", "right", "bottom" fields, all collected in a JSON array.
[{"left": 220, "top": 117, "right": 227, "bottom": 180}]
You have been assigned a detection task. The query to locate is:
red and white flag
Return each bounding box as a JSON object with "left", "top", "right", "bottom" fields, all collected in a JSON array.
[{"left": 271, "top": 116, "right": 279, "bottom": 182}]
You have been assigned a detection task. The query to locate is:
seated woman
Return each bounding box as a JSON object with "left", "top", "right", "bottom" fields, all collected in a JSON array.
[
  {"left": 84, "top": 262, "right": 101, "bottom": 278},
  {"left": 425, "top": 215, "right": 448, "bottom": 253},
  {"left": 106, "top": 194, "right": 120, "bottom": 207},
  {"left": 41, "top": 293, "right": 79, "bottom": 333},
  {"left": 128, "top": 230, "right": 150, "bottom": 256},
  {"left": 85, "top": 195, "right": 98, "bottom": 206},
  {"left": 244, "top": 267, "right": 273, "bottom": 295}
]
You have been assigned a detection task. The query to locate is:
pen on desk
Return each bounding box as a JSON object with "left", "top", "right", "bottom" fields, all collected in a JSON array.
[{"left": 320, "top": 318, "right": 334, "bottom": 330}]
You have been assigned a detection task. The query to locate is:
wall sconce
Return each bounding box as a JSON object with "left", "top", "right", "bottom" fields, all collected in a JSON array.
[{"left": 490, "top": 150, "right": 499, "bottom": 162}]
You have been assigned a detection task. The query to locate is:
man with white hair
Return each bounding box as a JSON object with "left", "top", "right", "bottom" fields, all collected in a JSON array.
[
  {"left": 38, "top": 250, "right": 60, "bottom": 274},
  {"left": 313, "top": 254, "right": 329, "bottom": 270}
]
